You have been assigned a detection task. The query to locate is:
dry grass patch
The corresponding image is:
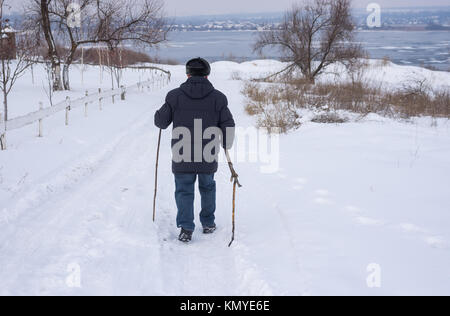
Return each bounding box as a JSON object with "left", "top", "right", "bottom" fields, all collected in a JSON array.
[{"left": 242, "top": 74, "right": 450, "bottom": 133}]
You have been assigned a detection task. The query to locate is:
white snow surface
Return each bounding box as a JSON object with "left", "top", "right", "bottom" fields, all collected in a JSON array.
[{"left": 0, "top": 61, "right": 450, "bottom": 295}]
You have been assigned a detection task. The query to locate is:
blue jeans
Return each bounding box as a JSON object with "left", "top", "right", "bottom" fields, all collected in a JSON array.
[{"left": 174, "top": 173, "right": 216, "bottom": 232}]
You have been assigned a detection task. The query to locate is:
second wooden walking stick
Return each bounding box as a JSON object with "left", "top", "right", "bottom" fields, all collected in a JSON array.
[
  {"left": 153, "top": 129, "right": 162, "bottom": 222},
  {"left": 225, "top": 150, "right": 242, "bottom": 247}
]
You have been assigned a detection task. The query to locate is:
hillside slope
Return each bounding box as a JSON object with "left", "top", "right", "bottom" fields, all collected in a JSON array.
[{"left": 0, "top": 61, "right": 449, "bottom": 295}]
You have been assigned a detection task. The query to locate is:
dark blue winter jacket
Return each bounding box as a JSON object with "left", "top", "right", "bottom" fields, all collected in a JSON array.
[{"left": 154, "top": 77, "right": 235, "bottom": 174}]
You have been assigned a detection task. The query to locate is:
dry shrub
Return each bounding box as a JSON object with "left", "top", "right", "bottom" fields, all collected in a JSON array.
[
  {"left": 80, "top": 48, "right": 180, "bottom": 66},
  {"left": 342, "top": 57, "right": 370, "bottom": 85},
  {"left": 386, "top": 78, "right": 450, "bottom": 118},
  {"left": 242, "top": 82, "right": 301, "bottom": 133},
  {"left": 147, "top": 56, "right": 180, "bottom": 65},
  {"left": 75, "top": 48, "right": 152, "bottom": 66},
  {"left": 243, "top": 73, "right": 449, "bottom": 132},
  {"left": 257, "top": 102, "right": 300, "bottom": 133},
  {"left": 231, "top": 71, "right": 243, "bottom": 81},
  {"left": 421, "top": 64, "right": 439, "bottom": 71},
  {"left": 312, "top": 81, "right": 389, "bottom": 116},
  {"left": 381, "top": 56, "right": 391, "bottom": 67},
  {"left": 433, "top": 91, "right": 450, "bottom": 117},
  {"left": 38, "top": 46, "right": 178, "bottom": 66},
  {"left": 312, "top": 78, "right": 449, "bottom": 119},
  {"left": 221, "top": 53, "right": 248, "bottom": 63},
  {"left": 372, "top": 56, "right": 391, "bottom": 68},
  {"left": 311, "top": 113, "right": 349, "bottom": 124}
]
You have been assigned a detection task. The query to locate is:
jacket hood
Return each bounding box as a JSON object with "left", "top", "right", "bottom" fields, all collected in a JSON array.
[{"left": 180, "top": 77, "right": 214, "bottom": 99}]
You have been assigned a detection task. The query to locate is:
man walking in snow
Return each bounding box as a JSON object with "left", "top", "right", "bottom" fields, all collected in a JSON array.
[{"left": 154, "top": 58, "right": 235, "bottom": 243}]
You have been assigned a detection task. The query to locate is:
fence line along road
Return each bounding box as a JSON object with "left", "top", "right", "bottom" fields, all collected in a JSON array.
[{"left": 0, "top": 72, "right": 170, "bottom": 150}]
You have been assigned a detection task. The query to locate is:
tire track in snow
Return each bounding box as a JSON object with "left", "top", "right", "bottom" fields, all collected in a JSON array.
[
  {"left": 153, "top": 192, "right": 274, "bottom": 295},
  {"left": 0, "top": 110, "right": 165, "bottom": 295},
  {"left": 153, "top": 158, "right": 273, "bottom": 295},
  {"left": 0, "top": 103, "right": 157, "bottom": 230},
  {"left": 273, "top": 204, "right": 312, "bottom": 295},
  {"left": 0, "top": 101, "right": 274, "bottom": 295}
]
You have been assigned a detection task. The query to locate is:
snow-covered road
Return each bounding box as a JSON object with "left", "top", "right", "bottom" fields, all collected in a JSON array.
[
  {"left": 0, "top": 61, "right": 449, "bottom": 295},
  {"left": 0, "top": 91, "right": 276, "bottom": 295}
]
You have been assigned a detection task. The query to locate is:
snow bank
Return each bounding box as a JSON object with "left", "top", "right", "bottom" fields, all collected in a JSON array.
[{"left": 0, "top": 60, "right": 449, "bottom": 295}]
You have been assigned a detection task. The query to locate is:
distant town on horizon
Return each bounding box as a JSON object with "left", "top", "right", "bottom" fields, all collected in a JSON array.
[
  {"left": 5, "top": 5, "right": 450, "bottom": 32},
  {"left": 169, "top": 6, "right": 450, "bottom": 31}
]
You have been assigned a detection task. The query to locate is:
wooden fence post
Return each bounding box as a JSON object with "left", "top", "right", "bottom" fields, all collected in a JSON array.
[
  {"left": 65, "top": 96, "right": 71, "bottom": 126},
  {"left": 84, "top": 91, "right": 89, "bottom": 117},
  {"left": 0, "top": 111, "right": 5, "bottom": 150},
  {"left": 0, "top": 133, "right": 5, "bottom": 150},
  {"left": 38, "top": 101, "right": 43, "bottom": 137},
  {"left": 98, "top": 88, "right": 102, "bottom": 111},
  {"left": 121, "top": 85, "right": 126, "bottom": 100},
  {"left": 0, "top": 74, "right": 171, "bottom": 149}
]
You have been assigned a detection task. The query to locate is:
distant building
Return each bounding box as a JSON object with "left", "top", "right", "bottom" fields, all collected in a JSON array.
[{"left": 1, "top": 20, "right": 17, "bottom": 60}]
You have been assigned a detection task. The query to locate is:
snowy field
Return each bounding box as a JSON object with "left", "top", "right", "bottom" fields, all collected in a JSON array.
[{"left": 0, "top": 60, "right": 449, "bottom": 295}]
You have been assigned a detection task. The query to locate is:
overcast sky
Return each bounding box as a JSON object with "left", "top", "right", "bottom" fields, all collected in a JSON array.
[{"left": 6, "top": 0, "right": 450, "bottom": 16}]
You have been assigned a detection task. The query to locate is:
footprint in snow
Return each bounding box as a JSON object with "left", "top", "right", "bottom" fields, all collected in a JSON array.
[
  {"left": 313, "top": 189, "right": 333, "bottom": 205},
  {"left": 424, "top": 236, "right": 447, "bottom": 249},
  {"left": 291, "top": 177, "right": 308, "bottom": 191},
  {"left": 399, "top": 223, "right": 448, "bottom": 249},
  {"left": 354, "top": 216, "right": 384, "bottom": 226},
  {"left": 294, "top": 178, "right": 308, "bottom": 184},
  {"left": 86, "top": 212, "right": 103, "bottom": 222},
  {"left": 313, "top": 197, "right": 334, "bottom": 205},
  {"left": 343, "top": 205, "right": 383, "bottom": 226},
  {"left": 399, "top": 223, "right": 427, "bottom": 234},
  {"left": 344, "top": 205, "right": 362, "bottom": 215},
  {"left": 315, "top": 189, "right": 330, "bottom": 196}
]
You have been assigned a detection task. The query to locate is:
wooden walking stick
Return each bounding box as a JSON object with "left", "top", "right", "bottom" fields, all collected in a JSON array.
[
  {"left": 153, "top": 129, "right": 162, "bottom": 222},
  {"left": 225, "top": 150, "right": 242, "bottom": 247}
]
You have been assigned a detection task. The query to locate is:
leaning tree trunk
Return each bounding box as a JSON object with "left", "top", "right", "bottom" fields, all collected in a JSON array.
[
  {"left": 52, "top": 61, "right": 63, "bottom": 91},
  {"left": 41, "top": 0, "right": 63, "bottom": 91},
  {"left": 63, "top": 63, "right": 70, "bottom": 90},
  {"left": 0, "top": 92, "right": 5, "bottom": 150},
  {"left": 1, "top": 59, "right": 7, "bottom": 122},
  {"left": 63, "top": 45, "right": 78, "bottom": 90},
  {"left": 1, "top": 82, "right": 7, "bottom": 150},
  {"left": 2, "top": 91, "right": 7, "bottom": 122}
]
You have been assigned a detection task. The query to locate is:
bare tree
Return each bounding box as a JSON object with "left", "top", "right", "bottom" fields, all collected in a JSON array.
[
  {"left": 43, "top": 61, "right": 54, "bottom": 106},
  {"left": 21, "top": 1, "right": 63, "bottom": 91},
  {"left": 31, "top": 0, "right": 168, "bottom": 90},
  {"left": 107, "top": 46, "right": 123, "bottom": 89},
  {"left": 254, "top": 0, "right": 363, "bottom": 83},
  {"left": 40, "top": 0, "right": 63, "bottom": 91},
  {"left": 0, "top": 0, "right": 38, "bottom": 123}
]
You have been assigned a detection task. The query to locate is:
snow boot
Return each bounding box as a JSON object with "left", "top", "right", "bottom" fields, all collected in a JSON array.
[
  {"left": 203, "top": 224, "right": 217, "bottom": 234},
  {"left": 178, "top": 228, "right": 193, "bottom": 243}
]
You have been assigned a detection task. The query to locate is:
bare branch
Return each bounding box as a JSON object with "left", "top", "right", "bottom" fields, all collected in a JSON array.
[
  {"left": 254, "top": 0, "right": 364, "bottom": 83},
  {"left": 1, "top": 5, "right": 39, "bottom": 121}
]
